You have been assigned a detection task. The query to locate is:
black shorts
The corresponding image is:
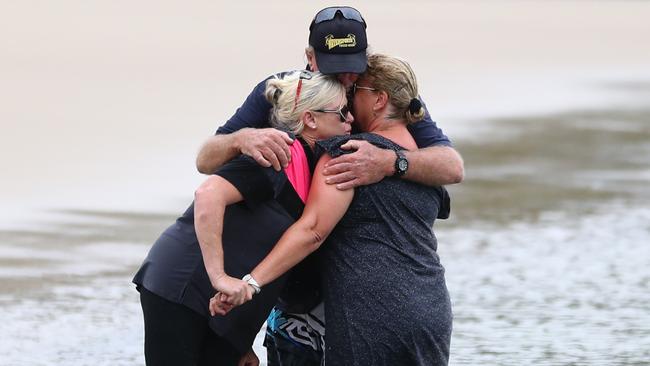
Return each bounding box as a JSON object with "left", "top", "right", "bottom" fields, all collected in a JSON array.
[
  {"left": 139, "top": 286, "right": 242, "bottom": 366},
  {"left": 264, "top": 331, "right": 322, "bottom": 366}
]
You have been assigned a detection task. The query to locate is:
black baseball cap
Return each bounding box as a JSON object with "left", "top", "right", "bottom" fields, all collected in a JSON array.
[{"left": 308, "top": 6, "right": 368, "bottom": 75}]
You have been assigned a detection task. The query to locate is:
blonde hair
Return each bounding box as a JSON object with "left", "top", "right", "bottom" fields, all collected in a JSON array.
[
  {"left": 264, "top": 71, "right": 345, "bottom": 134},
  {"left": 364, "top": 54, "right": 425, "bottom": 124}
]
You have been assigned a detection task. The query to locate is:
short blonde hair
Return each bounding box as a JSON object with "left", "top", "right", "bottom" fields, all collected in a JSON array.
[
  {"left": 364, "top": 54, "right": 424, "bottom": 124},
  {"left": 264, "top": 71, "right": 345, "bottom": 134}
]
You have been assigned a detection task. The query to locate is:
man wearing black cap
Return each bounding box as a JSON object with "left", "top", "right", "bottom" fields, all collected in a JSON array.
[
  {"left": 195, "top": 6, "right": 463, "bottom": 365},
  {"left": 307, "top": 6, "right": 368, "bottom": 75},
  {"left": 196, "top": 6, "right": 463, "bottom": 191}
]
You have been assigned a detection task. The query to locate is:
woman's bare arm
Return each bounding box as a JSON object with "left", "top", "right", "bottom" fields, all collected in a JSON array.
[
  {"left": 251, "top": 154, "right": 354, "bottom": 287},
  {"left": 194, "top": 175, "right": 252, "bottom": 305}
]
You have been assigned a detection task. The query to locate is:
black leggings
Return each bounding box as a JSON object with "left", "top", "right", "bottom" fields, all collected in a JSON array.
[{"left": 139, "top": 287, "right": 242, "bottom": 366}]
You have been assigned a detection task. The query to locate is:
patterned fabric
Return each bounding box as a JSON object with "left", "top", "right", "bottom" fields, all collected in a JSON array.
[{"left": 266, "top": 303, "right": 325, "bottom": 353}]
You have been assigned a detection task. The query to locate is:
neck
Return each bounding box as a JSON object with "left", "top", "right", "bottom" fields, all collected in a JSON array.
[
  {"left": 300, "top": 133, "right": 317, "bottom": 150},
  {"left": 365, "top": 112, "right": 406, "bottom": 134},
  {"left": 364, "top": 115, "right": 416, "bottom": 149}
]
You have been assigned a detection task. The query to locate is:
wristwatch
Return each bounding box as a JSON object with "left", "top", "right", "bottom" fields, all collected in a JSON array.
[
  {"left": 242, "top": 274, "right": 261, "bottom": 294},
  {"left": 393, "top": 149, "right": 408, "bottom": 177}
]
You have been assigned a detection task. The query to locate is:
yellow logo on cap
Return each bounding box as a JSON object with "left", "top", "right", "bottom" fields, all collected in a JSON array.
[{"left": 325, "top": 34, "right": 357, "bottom": 50}]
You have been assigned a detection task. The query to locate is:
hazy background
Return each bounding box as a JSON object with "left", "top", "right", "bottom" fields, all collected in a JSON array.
[{"left": 1, "top": 1, "right": 649, "bottom": 365}]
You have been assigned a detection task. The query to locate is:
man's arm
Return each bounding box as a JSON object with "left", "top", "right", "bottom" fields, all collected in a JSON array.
[
  {"left": 323, "top": 141, "right": 464, "bottom": 190},
  {"left": 196, "top": 128, "right": 293, "bottom": 174},
  {"left": 323, "top": 97, "right": 464, "bottom": 189},
  {"left": 403, "top": 145, "right": 464, "bottom": 185}
]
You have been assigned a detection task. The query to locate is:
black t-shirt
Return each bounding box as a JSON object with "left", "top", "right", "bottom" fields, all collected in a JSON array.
[{"left": 133, "top": 140, "right": 314, "bottom": 353}]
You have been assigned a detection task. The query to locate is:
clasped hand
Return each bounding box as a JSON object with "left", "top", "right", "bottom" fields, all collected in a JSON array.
[
  {"left": 209, "top": 275, "right": 255, "bottom": 316},
  {"left": 323, "top": 140, "right": 393, "bottom": 190}
]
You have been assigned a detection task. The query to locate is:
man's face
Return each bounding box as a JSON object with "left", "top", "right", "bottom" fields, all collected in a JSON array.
[
  {"left": 336, "top": 73, "right": 358, "bottom": 89},
  {"left": 308, "top": 53, "right": 359, "bottom": 89}
]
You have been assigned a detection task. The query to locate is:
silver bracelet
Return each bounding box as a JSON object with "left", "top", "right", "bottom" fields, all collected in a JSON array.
[{"left": 242, "top": 274, "right": 261, "bottom": 294}]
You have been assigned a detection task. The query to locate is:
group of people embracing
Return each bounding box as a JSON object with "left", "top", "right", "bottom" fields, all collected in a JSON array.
[{"left": 133, "top": 6, "right": 464, "bottom": 366}]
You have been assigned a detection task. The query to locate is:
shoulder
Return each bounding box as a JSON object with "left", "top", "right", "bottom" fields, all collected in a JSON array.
[
  {"left": 215, "top": 155, "right": 289, "bottom": 205},
  {"left": 249, "top": 70, "right": 305, "bottom": 104},
  {"left": 216, "top": 70, "right": 303, "bottom": 134},
  {"left": 316, "top": 133, "right": 404, "bottom": 157}
]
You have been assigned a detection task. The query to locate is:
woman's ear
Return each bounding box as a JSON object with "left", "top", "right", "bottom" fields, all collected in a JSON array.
[
  {"left": 302, "top": 110, "right": 317, "bottom": 129},
  {"left": 374, "top": 90, "right": 389, "bottom": 111}
]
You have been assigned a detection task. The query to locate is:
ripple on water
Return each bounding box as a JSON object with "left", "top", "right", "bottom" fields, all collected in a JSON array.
[
  {"left": 1, "top": 105, "right": 650, "bottom": 365},
  {"left": 441, "top": 205, "right": 650, "bottom": 365}
]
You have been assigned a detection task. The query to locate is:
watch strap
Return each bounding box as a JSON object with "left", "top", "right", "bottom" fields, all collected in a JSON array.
[
  {"left": 393, "top": 149, "right": 408, "bottom": 177},
  {"left": 242, "top": 274, "right": 261, "bottom": 294}
]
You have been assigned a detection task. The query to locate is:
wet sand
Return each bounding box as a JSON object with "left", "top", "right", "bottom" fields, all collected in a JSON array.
[{"left": 450, "top": 104, "right": 650, "bottom": 225}]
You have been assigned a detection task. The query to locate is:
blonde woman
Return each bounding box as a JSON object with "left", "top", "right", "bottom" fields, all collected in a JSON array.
[{"left": 133, "top": 70, "right": 352, "bottom": 366}]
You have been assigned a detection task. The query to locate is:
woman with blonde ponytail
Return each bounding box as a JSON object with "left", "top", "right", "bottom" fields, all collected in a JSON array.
[{"left": 133, "top": 70, "right": 353, "bottom": 365}]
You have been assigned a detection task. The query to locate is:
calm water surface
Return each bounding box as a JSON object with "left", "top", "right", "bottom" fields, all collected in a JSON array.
[
  {"left": 2, "top": 101, "right": 649, "bottom": 365},
  {"left": 3, "top": 1, "right": 650, "bottom": 365}
]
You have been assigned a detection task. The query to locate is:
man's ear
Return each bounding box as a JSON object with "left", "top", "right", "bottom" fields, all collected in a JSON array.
[{"left": 305, "top": 49, "right": 317, "bottom": 72}]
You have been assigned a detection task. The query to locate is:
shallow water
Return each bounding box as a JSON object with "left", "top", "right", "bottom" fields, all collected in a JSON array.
[
  {"left": 3, "top": 1, "right": 650, "bottom": 365},
  {"left": 2, "top": 102, "right": 649, "bottom": 365},
  {"left": 442, "top": 104, "right": 650, "bottom": 365}
]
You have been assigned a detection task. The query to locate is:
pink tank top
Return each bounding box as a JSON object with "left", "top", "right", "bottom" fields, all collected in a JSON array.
[{"left": 283, "top": 141, "right": 312, "bottom": 203}]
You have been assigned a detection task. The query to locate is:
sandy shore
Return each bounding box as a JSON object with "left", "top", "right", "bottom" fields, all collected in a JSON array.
[{"left": 1, "top": 0, "right": 650, "bottom": 226}]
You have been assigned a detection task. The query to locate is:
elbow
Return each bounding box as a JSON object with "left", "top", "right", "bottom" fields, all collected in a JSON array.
[
  {"left": 196, "top": 153, "right": 212, "bottom": 175},
  {"left": 445, "top": 150, "right": 464, "bottom": 184},
  {"left": 307, "top": 228, "right": 327, "bottom": 252},
  {"left": 194, "top": 180, "right": 221, "bottom": 222},
  {"left": 296, "top": 218, "right": 329, "bottom": 254},
  {"left": 194, "top": 190, "right": 210, "bottom": 223},
  {"left": 449, "top": 163, "right": 464, "bottom": 184},
  {"left": 196, "top": 136, "right": 220, "bottom": 174}
]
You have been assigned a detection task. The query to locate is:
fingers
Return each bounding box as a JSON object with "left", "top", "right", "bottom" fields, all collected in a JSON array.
[
  {"left": 242, "top": 129, "right": 293, "bottom": 171},
  {"left": 339, "top": 140, "right": 363, "bottom": 151},
  {"left": 250, "top": 151, "right": 272, "bottom": 168},
  {"left": 323, "top": 155, "right": 357, "bottom": 188},
  {"left": 214, "top": 277, "right": 252, "bottom": 305},
  {"left": 324, "top": 171, "right": 355, "bottom": 185},
  {"left": 263, "top": 139, "right": 287, "bottom": 171},
  {"left": 323, "top": 156, "right": 354, "bottom": 176},
  {"left": 334, "top": 178, "right": 361, "bottom": 191},
  {"left": 209, "top": 294, "right": 233, "bottom": 316},
  {"left": 271, "top": 133, "right": 293, "bottom": 166},
  {"left": 280, "top": 132, "right": 294, "bottom": 145},
  {"left": 323, "top": 169, "right": 361, "bottom": 189},
  {"left": 323, "top": 140, "right": 387, "bottom": 187}
]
